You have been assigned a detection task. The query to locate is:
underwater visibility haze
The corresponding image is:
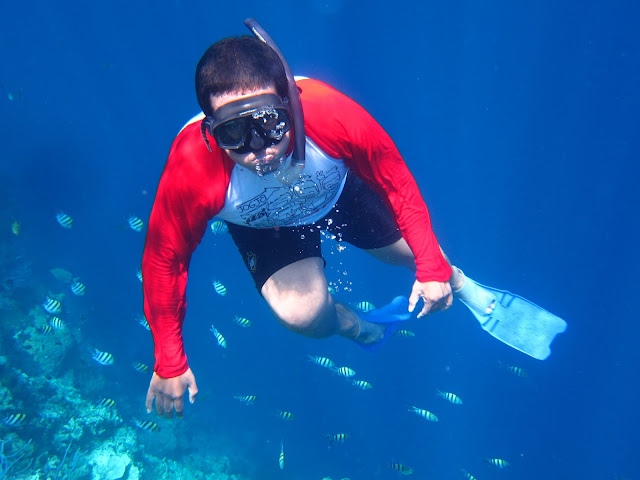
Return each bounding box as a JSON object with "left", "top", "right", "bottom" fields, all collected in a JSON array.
[{"left": 1, "top": 0, "right": 639, "bottom": 479}]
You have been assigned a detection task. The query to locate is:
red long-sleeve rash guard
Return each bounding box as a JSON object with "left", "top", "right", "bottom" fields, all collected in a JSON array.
[{"left": 142, "top": 78, "right": 451, "bottom": 378}]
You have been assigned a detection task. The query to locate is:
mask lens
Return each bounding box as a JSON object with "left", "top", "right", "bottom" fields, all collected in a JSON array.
[
  {"left": 212, "top": 107, "right": 291, "bottom": 151},
  {"left": 214, "top": 117, "right": 251, "bottom": 149}
]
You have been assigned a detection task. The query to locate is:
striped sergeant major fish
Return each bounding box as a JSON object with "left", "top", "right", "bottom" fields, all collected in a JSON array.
[
  {"left": 135, "top": 419, "right": 159, "bottom": 432},
  {"left": 128, "top": 216, "right": 144, "bottom": 232},
  {"left": 461, "top": 468, "right": 478, "bottom": 480},
  {"left": 408, "top": 406, "right": 438, "bottom": 422},
  {"left": 388, "top": 462, "right": 414, "bottom": 475},
  {"left": 355, "top": 301, "right": 376, "bottom": 312},
  {"left": 49, "top": 316, "right": 65, "bottom": 330},
  {"left": 307, "top": 355, "right": 335, "bottom": 369},
  {"left": 212, "top": 280, "right": 227, "bottom": 296},
  {"left": 137, "top": 314, "right": 150, "bottom": 331},
  {"left": 210, "top": 325, "right": 227, "bottom": 348},
  {"left": 499, "top": 361, "right": 528, "bottom": 377},
  {"left": 234, "top": 395, "right": 257, "bottom": 406},
  {"left": 39, "top": 325, "right": 54, "bottom": 336},
  {"left": 276, "top": 410, "right": 294, "bottom": 421},
  {"left": 56, "top": 211, "right": 73, "bottom": 229},
  {"left": 233, "top": 315, "right": 251, "bottom": 328},
  {"left": 11, "top": 219, "right": 20, "bottom": 236},
  {"left": 98, "top": 398, "right": 116, "bottom": 408},
  {"left": 43, "top": 296, "right": 62, "bottom": 314},
  {"left": 132, "top": 362, "right": 149, "bottom": 373},
  {"left": 486, "top": 458, "right": 510, "bottom": 469},
  {"left": 70, "top": 280, "right": 86, "bottom": 296},
  {"left": 2, "top": 413, "right": 27, "bottom": 426},
  {"left": 333, "top": 366, "right": 356, "bottom": 378},
  {"left": 279, "top": 441, "right": 284, "bottom": 470},
  {"left": 437, "top": 390, "right": 463, "bottom": 405},
  {"left": 396, "top": 329, "right": 415, "bottom": 337},
  {"left": 92, "top": 348, "right": 114, "bottom": 366},
  {"left": 351, "top": 379, "right": 373, "bottom": 390},
  {"left": 136, "top": 269, "right": 143, "bottom": 283},
  {"left": 326, "top": 432, "right": 350, "bottom": 447},
  {"left": 210, "top": 220, "right": 229, "bottom": 235}
]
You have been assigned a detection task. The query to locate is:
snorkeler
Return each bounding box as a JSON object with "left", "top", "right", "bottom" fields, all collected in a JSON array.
[{"left": 142, "top": 19, "right": 565, "bottom": 419}]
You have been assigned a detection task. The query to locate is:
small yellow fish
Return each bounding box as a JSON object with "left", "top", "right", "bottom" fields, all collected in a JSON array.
[
  {"left": 10, "top": 219, "right": 20, "bottom": 236},
  {"left": 279, "top": 441, "right": 285, "bottom": 470}
]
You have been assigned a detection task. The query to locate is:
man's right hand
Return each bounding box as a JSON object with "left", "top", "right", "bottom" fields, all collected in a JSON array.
[{"left": 145, "top": 367, "right": 198, "bottom": 419}]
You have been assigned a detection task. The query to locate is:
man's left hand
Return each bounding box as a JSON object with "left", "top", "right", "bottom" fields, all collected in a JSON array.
[{"left": 408, "top": 280, "right": 452, "bottom": 318}]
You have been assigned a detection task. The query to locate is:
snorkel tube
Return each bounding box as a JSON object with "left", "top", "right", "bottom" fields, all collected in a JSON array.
[{"left": 244, "top": 18, "right": 305, "bottom": 184}]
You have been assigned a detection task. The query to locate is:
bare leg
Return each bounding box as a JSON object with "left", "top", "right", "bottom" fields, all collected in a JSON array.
[{"left": 261, "top": 257, "right": 385, "bottom": 344}]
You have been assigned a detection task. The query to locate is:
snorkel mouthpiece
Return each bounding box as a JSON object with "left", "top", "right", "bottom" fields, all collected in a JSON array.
[
  {"left": 244, "top": 18, "right": 305, "bottom": 184},
  {"left": 255, "top": 155, "right": 286, "bottom": 177}
]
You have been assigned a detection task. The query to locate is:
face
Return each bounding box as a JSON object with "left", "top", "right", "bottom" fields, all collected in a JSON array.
[{"left": 210, "top": 86, "right": 291, "bottom": 175}]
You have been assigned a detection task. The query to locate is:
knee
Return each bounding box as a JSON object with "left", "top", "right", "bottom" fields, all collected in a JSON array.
[{"left": 268, "top": 288, "right": 334, "bottom": 337}]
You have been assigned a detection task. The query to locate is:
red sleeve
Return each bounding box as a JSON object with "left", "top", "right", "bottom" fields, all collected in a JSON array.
[
  {"left": 142, "top": 121, "right": 233, "bottom": 378},
  {"left": 298, "top": 78, "right": 451, "bottom": 283}
]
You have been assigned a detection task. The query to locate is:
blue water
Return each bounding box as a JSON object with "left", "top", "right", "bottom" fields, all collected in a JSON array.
[{"left": 1, "top": 0, "right": 638, "bottom": 479}]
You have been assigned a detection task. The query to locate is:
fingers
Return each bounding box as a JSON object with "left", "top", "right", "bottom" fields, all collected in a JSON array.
[
  {"left": 188, "top": 384, "right": 199, "bottom": 405},
  {"left": 413, "top": 283, "right": 453, "bottom": 318},
  {"left": 145, "top": 390, "right": 155, "bottom": 414},
  {"left": 173, "top": 397, "right": 184, "bottom": 419},
  {"left": 164, "top": 398, "right": 174, "bottom": 419},
  {"left": 407, "top": 291, "right": 420, "bottom": 313},
  {"left": 155, "top": 394, "right": 164, "bottom": 416}
]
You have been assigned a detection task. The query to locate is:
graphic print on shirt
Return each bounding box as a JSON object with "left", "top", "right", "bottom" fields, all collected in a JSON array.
[{"left": 235, "top": 166, "right": 343, "bottom": 227}]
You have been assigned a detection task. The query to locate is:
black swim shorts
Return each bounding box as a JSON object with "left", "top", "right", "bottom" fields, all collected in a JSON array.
[{"left": 225, "top": 173, "right": 403, "bottom": 292}]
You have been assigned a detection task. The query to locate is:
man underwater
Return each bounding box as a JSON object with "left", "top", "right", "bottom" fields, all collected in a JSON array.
[{"left": 142, "top": 20, "right": 565, "bottom": 418}]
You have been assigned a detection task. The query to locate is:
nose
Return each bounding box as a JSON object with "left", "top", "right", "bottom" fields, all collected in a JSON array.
[{"left": 248, "top": 129, "right": 265, "bottom": 151}]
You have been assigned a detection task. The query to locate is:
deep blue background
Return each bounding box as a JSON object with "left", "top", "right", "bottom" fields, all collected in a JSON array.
[{"left": 1, "top": 0, "right": 638, "bottom": 478}]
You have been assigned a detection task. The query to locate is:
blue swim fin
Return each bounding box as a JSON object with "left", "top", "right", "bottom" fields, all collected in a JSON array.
[
  {"left": 455, "top": 276, "right": 567, "bottom": 360},
  {"left": 357, "top": 296, "right": 412, "bottom": 352}
]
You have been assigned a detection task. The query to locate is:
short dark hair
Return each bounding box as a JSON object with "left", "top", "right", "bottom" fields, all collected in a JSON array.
[{"left": 195, "top": 36, "right": 289, "bottom": 116}]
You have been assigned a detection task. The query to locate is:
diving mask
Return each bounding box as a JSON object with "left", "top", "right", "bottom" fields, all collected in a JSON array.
[{"left": 204, "top": 93, "right": 291, "bottom": 153}]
